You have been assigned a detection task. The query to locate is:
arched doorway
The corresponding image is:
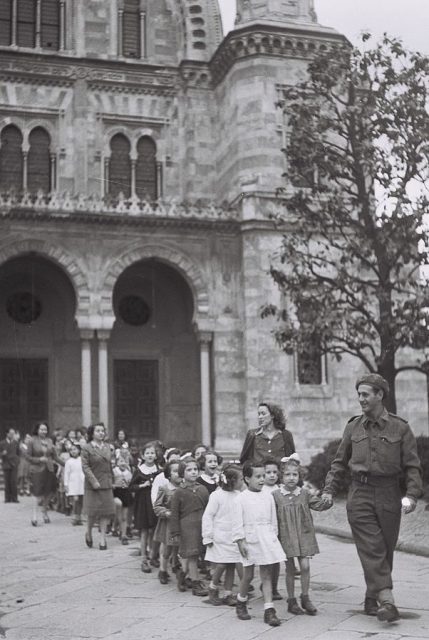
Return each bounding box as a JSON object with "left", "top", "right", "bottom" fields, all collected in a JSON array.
[
  {"left": 0, "top": 254, "right": 80, "bottom": 438},
  {"left": 111, "top": 259, "right": 200, "bottom": 448}
]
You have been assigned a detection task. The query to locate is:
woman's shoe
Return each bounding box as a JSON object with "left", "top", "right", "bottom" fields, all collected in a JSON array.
[
  {"left": 99, "top": 543, "right": 107, "bottom": 551},
  {"left": 85, "top": 533, "right": 93, "bottom": 548},
  {"left": 43, "top": 513, "right": 50, "bottom": 524},
  {"left": 272, "top": 590, "right": 283, "bottom": 601},
  {"left": 31, "top": 519, "right": 38, "bottom": 527}
]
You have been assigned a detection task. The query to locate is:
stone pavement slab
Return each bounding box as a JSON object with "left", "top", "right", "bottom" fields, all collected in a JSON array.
[{"left": 1, "top": 498, "right": 429, "bottom": 640}]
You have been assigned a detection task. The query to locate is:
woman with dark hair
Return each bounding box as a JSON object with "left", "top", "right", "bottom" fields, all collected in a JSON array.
[
  {"left": 25, "top": 422, "right": 64, "bottom": 526},
  {"left": 239, "top": 403, "right": 295, "bottom": 466},
  {"left": 81, "top": 423, "right": 115, "bottom": 550}
]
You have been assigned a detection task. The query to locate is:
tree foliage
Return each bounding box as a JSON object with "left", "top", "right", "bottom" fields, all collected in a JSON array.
[{"left": 264, "top": 35, "right": 429, "bottom": 411}]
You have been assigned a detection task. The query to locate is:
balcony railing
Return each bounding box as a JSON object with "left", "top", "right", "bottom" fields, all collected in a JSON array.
[{"left": 0, "top": 190, "right": 240, "bottom": 222}]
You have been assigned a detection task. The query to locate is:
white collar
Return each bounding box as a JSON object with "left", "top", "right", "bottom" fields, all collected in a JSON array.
[{"left": 279, "top": 485, "right": 301, "bottom": 496}]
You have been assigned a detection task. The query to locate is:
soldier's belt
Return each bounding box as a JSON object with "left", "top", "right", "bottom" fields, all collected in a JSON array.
[{"left": 351, "top": 473, "right": 399, "bottom": 487}]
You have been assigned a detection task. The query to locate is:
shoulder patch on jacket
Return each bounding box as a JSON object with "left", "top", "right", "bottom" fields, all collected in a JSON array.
[
  {"left": 387, "top": 413, "right": 409, "bottom": 424},
  {"left": 347, "top": 415, "right": 360, "bottom": 424}
]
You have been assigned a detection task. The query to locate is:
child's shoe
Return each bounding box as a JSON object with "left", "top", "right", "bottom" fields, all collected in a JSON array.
[
  {"left": 287, "top": 597, "right": 305, "bottom": 615},
  {"left": 272, "top": 589, "right": 283, "bottom": 601},
  {"left": 121, "top": 537, "right": 129, "bottom": 545},
  {"left": 141, "top": 559, "right": 151, "bottom": 573},
  {"left": 158, "top": 570, "right": 170, "bottom": 585},
  {"left": 222, "top": 594, "right": 237, "bottom": 607},
  {"left": 204, "top": 587, "right": 223, "bottom": 606},
  {"left": 236, "top": 599, "right": 251, "bottom": 620},
  {"left": 192, "top": 580, "right": 208, "bottom": 597},
  {"left": 177, "top": 570, "right": 187, "bottom": 592},
  {"left": 264, "top": 607, "right": 281, "bottom": 627},
  {"left": 150, "top": 557, "right": 160, "bottom": 568},
  {"left": 300, "top": 594, "right": 317, "bottom": 615}
]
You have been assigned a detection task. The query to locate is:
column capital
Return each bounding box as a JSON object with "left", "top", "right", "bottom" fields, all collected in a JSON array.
[
  {"left": 197, "top": 330, "right": 213, "bottom": 345},
  {"left": 80, "top": 329, "right": 95, "bottom": 341},
  {"left": 97, "top": 329, "right": 111, "bottom": 341}
]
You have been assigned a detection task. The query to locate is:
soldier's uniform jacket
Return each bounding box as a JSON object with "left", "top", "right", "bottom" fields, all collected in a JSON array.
[{"left": 324, "top": 409, "right": 422, "bottom": 500}]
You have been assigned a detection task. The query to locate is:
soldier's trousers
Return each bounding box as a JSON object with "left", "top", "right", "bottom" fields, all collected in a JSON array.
[{"left": 346, "top": 478, "right": 401, "bottom": 599}]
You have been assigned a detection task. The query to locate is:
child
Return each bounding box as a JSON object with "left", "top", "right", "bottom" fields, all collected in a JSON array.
[
  {"left": 151, "top": 448, "right": 181, "bottom": 505},
  {"left": 57, "top": 438, "right": 72, "bottom": 514},
  {"left": 130, "top": 441, "right": 160, "bottom": 572},
  {"left": 272, "top": 455, "right": 332, "bottom": 615},
  {"left": 113, "top": 456, "right": 133, "bottom": 544},
  {"left": 197, "top": 451, "right": 222, "bottom": 495},
  {"left": 192, "top": 443, "right": 208, "bottom": 462},
  {"left": 170, "top": 458, "right": 209, "bottom": 596},
  {"left": 202, "top": 464, "right": 243, "bottom": 606},
  {"left": 232, "top": 460, "right": 286, "bottom": 627},
  {"left": 153, "top": 460, "right": 181, "bottom": 584},
  {"left": 64, "top": 444, "right": 85, "bottom": 525},
  {"left": 262, "top": 457, "right": 282, "bottom": 601}
]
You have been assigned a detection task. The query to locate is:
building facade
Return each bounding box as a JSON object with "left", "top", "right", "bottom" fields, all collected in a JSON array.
[{"left": 0, "top": 0, "right": 426, "bottom": 456}]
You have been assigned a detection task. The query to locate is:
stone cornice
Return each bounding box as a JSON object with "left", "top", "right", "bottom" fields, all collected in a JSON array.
[
  {"left": 0, "top": 50, "right": 178, "bottom": 95},
  {"left": 209, "top": 23, "right": 348, "bottom": 86}
]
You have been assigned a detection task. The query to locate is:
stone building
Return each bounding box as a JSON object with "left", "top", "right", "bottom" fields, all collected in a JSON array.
[{"left": 0, "top": 0, "right": 426, "bottom": 457}]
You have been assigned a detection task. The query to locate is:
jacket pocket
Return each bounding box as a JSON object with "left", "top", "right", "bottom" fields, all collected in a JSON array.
[{"left": 350, "top": 432, "right": 369, "bottom": 465}]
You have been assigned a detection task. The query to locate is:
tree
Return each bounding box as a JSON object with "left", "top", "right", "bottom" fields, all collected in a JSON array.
[{"left": 264, "top": 34, "right": 429, "bottom": 412}]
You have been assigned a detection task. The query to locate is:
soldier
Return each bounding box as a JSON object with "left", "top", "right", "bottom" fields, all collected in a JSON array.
[{"left": 321, "top": 374, "right": 422, "bottom": 623}]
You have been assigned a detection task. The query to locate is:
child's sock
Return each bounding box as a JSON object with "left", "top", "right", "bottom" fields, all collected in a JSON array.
[
  {"left": 237, "top": 594, "right": 248, "bottom": 603},
  {"left": 209, "top": 582, "right": 217, "bottom": 590},
  {"left": 264, "top": 602, "right": 274, "bottom": 610},
  {"left": 224, "top": 590, "right": 232, "bottom": 597}
]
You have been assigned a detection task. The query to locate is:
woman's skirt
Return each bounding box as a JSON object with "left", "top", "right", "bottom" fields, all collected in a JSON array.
[
  {"left": 30, "top": 469, "right": 57, "bottom": 498},
  {"left": 83, "top": 487, "right": 115, "bottom": 519}
]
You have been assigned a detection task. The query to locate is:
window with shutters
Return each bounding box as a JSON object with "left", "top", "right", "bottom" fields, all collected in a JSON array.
[
  {"left": 0, "top": 125, "right": 24, "bottom": 192},
  {"left": 136, "top": 136, "right": 157, "bottom": 201},
  {"left": 41, "top": 0, "right": 60, "bottom": 50},
  {"left": 122, "top": 0, "right": 141, "bottom": 58},
  {"left": 109, "top": 134, "right": 132, "bottom": 199},
  {"left": 28, "top": 127, "right": 51, "bottom": 193},
  {"left": 17, "top": 0, "right": 36, "bottom": 48},
  {"left": 0, "top": 0, "right": 12, "bottom": 46}
]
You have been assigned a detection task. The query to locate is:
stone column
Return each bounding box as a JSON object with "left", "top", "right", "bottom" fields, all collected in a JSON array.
[
  {"left": 59, "top": 0, "right": 66, "bottom": 51},
  {"left": 198, "top": 331, "right": 213, "bottom": 445},
  {"left": 11, "top": 0, "right": 17, "bottom": 46},
  {"left": 97, "top": 330, "right": 110, "bottom": 428},
  {"left": 117, "top": 9, "right": 124, "bottom": 56},
  {"left": 35, "top": 0, "right": 42, "bottom": 48},
  {"left": 156, "top": 161, "right": 163, "bottom": 199},
  {"left": 80, "top": 330, "right": 94, "bottom": 426},
  {"left": 140, "top": 11, "right": 146, "bottom": 58}
]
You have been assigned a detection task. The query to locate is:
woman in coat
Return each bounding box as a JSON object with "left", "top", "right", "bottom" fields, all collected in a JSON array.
[
  {"left": 25, "top": 422, "right": 64, "bottom": 526},
  {"left": 81, "top": 423, "right": 115, "bottom": 550},
  {"left": 239, "top": 402, "right": 295, "bottom": 466}
]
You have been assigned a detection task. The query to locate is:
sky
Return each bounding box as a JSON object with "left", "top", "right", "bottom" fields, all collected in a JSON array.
[{"left": 217, "top": 0, "right": 429, "bottom": 54}]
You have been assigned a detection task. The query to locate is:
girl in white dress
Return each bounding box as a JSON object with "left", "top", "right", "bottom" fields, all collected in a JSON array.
[
  {"left": 202, "top": 465, "right": 243, "bottom": 606},
  {"left": 64, "top": 444, "right": 85, "bottom": 525},
  {"left": 232, "top": 460, "right": 286, "bottom": 627}
]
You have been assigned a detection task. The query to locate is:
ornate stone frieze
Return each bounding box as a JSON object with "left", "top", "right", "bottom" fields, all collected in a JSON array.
[
  {"left": 210, "top": 25, "right": 347, "bottom": 86},
  {"left": 179, "top": 61, "right": 212, "bottom": 89},
  {"left": 0, "top": 54, "right": 177, "bottom": 94},
  {"left": 0, "top": 190, "right": 240, "bottom": 229}
]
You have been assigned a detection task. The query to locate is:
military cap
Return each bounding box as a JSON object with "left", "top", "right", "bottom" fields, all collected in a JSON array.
[{"left": 355, "top": 373, "right": 389, "bottom": 397}]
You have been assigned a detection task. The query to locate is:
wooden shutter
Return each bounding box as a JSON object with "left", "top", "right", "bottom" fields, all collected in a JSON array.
[
  {"left": 0, "top": 0, "right": 12, "bottom": 46},
  {"left": 0, "top": 125, "right": 24, "bottom": 192},
  {"left": 17, "top": 0, "right": 36, "bottom": 48},
  {"left": 109, "top": 134, "right": 131, "bottom": 198},
  {"left": 41, "top": 0, "right": 60, "bottom": 50},
  {"left": 27, "top": 127, "right": 51, "bottom": 193},
  {"left": 136, "top": 136, "right": 157, "bottom": 201},
  {"left": 123, "top": 0, "right": 140, "bottom": 58}
]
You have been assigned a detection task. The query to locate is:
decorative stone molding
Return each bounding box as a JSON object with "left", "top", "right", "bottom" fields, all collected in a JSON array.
[
  {"left": 179, "top": 61, "right": 211, "bottom": 89},
  {"left": 103, "top": 242, "right": 210, "bottom": 321},
  {"left": 210, "top": 25, "right": 347, "bottom": 86},
  {"left": 0, "top": 190, "right": 239, "bottom": 223},
  {"left": 0, "top": 53, "right": 177, "bottom": 94}
]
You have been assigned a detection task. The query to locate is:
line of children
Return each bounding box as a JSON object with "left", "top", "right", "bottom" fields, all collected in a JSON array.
[{"left": 61, "top": 434, "right": 331, "bottom": 628}]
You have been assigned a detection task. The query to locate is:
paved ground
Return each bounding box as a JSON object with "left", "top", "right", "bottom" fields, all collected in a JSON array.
[{"left": 1, "top": 497, "right": 429, "bottom": 640}]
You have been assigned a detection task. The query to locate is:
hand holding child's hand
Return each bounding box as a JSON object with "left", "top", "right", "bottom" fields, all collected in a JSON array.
[
  {"left": 165, "top": 510, "right": 171, "bottom": 518},
  {"left": 321, "top": 493, "right": 333, "bottom": 508},
  {"left": 140, "top": 481, "right": 150, "bottom": 488},
  {"left": 237, "top": 539, "right": 248, "bottom": 559}
]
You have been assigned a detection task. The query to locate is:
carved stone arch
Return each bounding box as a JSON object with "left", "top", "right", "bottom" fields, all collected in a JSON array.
[
  {"left": 25, "top": 119, "right": 58, "bottom": 151},
  {"left": 103, "top": 127, "right": 133, "bottom": 159},
  {"left": 103, "top": 242, "right": 210, "bottom": 324},
  {"left": 0, "top": 239, "right": 90, "bottom": 322},
  {"left": 0, "top": 119, "right": 25, "bottom": 149}
]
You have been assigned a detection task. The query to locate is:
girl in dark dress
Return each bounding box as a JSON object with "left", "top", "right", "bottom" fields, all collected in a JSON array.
[
  {"left": 130, "top": 441, "right": 160, "bottom": 573},
  {"left": 170, "top": 458, "right": 209, "bottom": 596},
  {"left": 197, "top": 451, "right": 222, "bottom": 495}
]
